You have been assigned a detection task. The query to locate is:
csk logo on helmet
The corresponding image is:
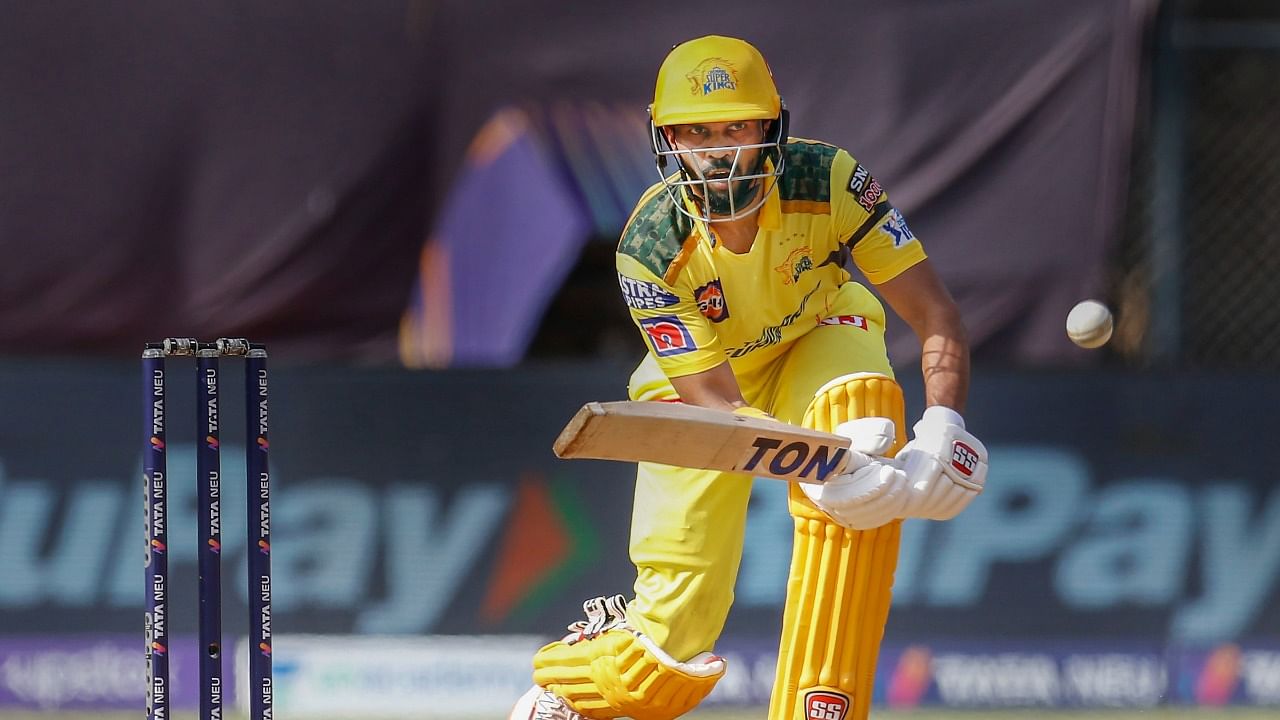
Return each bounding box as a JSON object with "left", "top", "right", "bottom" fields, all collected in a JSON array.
[{"left": 686, "top": 58, "right": 739, "bottom": 96}]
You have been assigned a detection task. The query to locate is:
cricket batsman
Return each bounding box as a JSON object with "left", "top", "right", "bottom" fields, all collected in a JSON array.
[{"left": 512, "top": 35, "right": 988, "bottom": 720}]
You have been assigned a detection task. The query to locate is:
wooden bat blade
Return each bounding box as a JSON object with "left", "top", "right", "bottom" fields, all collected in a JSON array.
[{"left": 553, "top": 401, "right": 852, "bottom": 483}]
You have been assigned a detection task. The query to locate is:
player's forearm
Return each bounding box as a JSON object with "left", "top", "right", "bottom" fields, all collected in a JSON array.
[
  {"left": 873, "top": 260, "right": 969, "bottom": 412},
  {"left": 668, "top": 361, "right": 750, "bottom": 412},
  {"left": 917, "top": 308, "right": 969, "bottom": 412}
]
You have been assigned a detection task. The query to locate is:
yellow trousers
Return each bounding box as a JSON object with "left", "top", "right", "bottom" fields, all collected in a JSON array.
[{"left": 624, "top": 313, "right": 894, "bottom": 662}]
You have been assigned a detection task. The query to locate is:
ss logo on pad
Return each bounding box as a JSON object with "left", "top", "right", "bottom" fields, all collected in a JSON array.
[{"left": 804, "top": 690, "right": 849, "bottom": 720}]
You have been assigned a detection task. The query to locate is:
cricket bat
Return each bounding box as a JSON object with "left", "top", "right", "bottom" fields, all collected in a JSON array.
[{"left": 553, "top": 401, "right": 853, "bottom": 483}]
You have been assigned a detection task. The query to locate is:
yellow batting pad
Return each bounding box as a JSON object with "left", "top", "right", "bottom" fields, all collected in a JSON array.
[
  {"left": 771, "top": 373, "right": 906, "bottom": 720},
  {"left": 532, "top": 627, "right": 724, "bottom": 720}
]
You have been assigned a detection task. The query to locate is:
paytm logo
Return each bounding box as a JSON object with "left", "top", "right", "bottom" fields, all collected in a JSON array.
[{"left": 737, "top": 445, "right": 1280, "bottom": 644}]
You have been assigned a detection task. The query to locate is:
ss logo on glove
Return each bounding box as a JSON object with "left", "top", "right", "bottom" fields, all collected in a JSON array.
[{"left": 950, "top": 441, "right": 979, "bottom": 477}]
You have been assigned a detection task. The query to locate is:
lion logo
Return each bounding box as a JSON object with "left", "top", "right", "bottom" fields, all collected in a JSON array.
[{"left": 774, "top": 248, "right": 814, "bottom": 285}]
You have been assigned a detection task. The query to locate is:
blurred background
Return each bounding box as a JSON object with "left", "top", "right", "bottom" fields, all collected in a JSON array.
[{"left": 1, "top": 0, "right": 1278, "bottom": 717}]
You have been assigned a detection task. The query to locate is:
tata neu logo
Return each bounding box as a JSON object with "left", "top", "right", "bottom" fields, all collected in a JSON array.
[{"left": 804, "top": 689, "right": 850, "bottom": 720}]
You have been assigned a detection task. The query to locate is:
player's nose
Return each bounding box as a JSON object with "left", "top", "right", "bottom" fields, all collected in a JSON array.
[{"left": 703, "top": 142, "right": 734, "bottom": 160}]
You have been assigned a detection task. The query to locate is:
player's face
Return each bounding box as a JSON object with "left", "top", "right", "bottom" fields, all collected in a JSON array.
[{"left": 665, "top": 120, "right": 767, "bottom": 217}]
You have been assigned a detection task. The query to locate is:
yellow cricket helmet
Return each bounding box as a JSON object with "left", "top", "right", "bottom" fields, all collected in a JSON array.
[
  {"left": 647, "top": 36, "right": 789, "bottom": 223},
  {"left": 651, "top": 35, "right": 781, "bottom": 127}
]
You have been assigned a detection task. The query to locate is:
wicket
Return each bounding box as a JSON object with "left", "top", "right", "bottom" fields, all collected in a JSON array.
[{"left": 143, "top": 338, "right": 273, "bottom": 720}]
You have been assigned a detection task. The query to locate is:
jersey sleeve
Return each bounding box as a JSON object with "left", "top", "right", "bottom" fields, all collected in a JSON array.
[
  {"left": 829, "top": 150, "right": 928, "bottom": 284},
  {"left": 616, "top": 252, "right": 726, "bottom": 378}
]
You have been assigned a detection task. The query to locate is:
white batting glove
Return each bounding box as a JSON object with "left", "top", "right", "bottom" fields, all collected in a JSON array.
[
  {"left": 893, "top": 406, "right": 987, "bottom": 521},
  {"left": 801, "top": 417, "right": 912, "bottom": 530},
  {"left": 835, "top": 416, "right": 896, "bottom": 457}
]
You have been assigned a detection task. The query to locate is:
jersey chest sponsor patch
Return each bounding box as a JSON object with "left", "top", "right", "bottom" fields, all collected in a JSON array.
[
  {"left": 618, "top": 272, "right": 680, "bottom": 310},
  {"left": 638, "top": 316, "right": 696, "bottom": 356},
  {"left": 694, "top": 279, "right": 730, "bottom": 322}
]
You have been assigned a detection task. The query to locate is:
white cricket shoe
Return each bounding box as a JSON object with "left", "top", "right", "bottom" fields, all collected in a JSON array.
[{"left": 509, "top": 685, "right": 584, "bottom": 720}]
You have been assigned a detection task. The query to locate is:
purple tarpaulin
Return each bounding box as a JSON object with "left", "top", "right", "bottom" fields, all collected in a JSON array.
[
  {"left": 0, "top": 1, "right": 1153, "bottom": 364},
  {"left": 400, "top": 110, "right": 592, "bottom": 367},
  {"left": 401, "top": 0, "right": 1157, "bottom": 366}
]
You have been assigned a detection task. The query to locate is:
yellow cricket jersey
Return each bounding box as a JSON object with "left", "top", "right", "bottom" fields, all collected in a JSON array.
[{"left": 615, "top": 139, "right": 927, "bottom": 378}]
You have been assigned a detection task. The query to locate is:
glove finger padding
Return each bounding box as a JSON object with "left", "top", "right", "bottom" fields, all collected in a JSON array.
[
  {"left": 796, "top": 373, "right": 908, "bottom": 530},
  {"left": 903, "top": 415, "right": 988, "bottom": 491},
  {"left": 800, "top": 461, "right": 910, "bottom": 530},
  {"left": 833, "top": 416, "right": 897, "bottom": 457},
  {"left": 895, "top": 442, "right": 975, "bottom": 520},
  {"left": 894, "top": 407, "right": 989, "bottom": 521}
]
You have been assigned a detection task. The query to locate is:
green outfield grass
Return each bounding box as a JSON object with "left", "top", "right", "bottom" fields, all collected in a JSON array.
[{"left": 5, "top": 711, "right": 1276, "bottom": 720}]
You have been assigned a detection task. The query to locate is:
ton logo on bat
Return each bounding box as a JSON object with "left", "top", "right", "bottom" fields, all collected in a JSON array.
[{"left": 740, "top": 436, "right": 848, "bottom": 481}]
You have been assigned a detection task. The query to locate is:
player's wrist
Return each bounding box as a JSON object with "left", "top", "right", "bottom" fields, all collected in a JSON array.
[{"left": 920, "top": 404, "right": 964, "bottom": 430}]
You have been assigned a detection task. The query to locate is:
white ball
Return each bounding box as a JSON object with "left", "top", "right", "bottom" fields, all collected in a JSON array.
[{"left": 1066, "top": 300, "right": 1113, "bottom": 349}]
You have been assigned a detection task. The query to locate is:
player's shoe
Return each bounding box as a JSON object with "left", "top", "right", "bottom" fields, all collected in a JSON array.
[{"left": 508, "top": 685, "right": 584, "bottom": 720}]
